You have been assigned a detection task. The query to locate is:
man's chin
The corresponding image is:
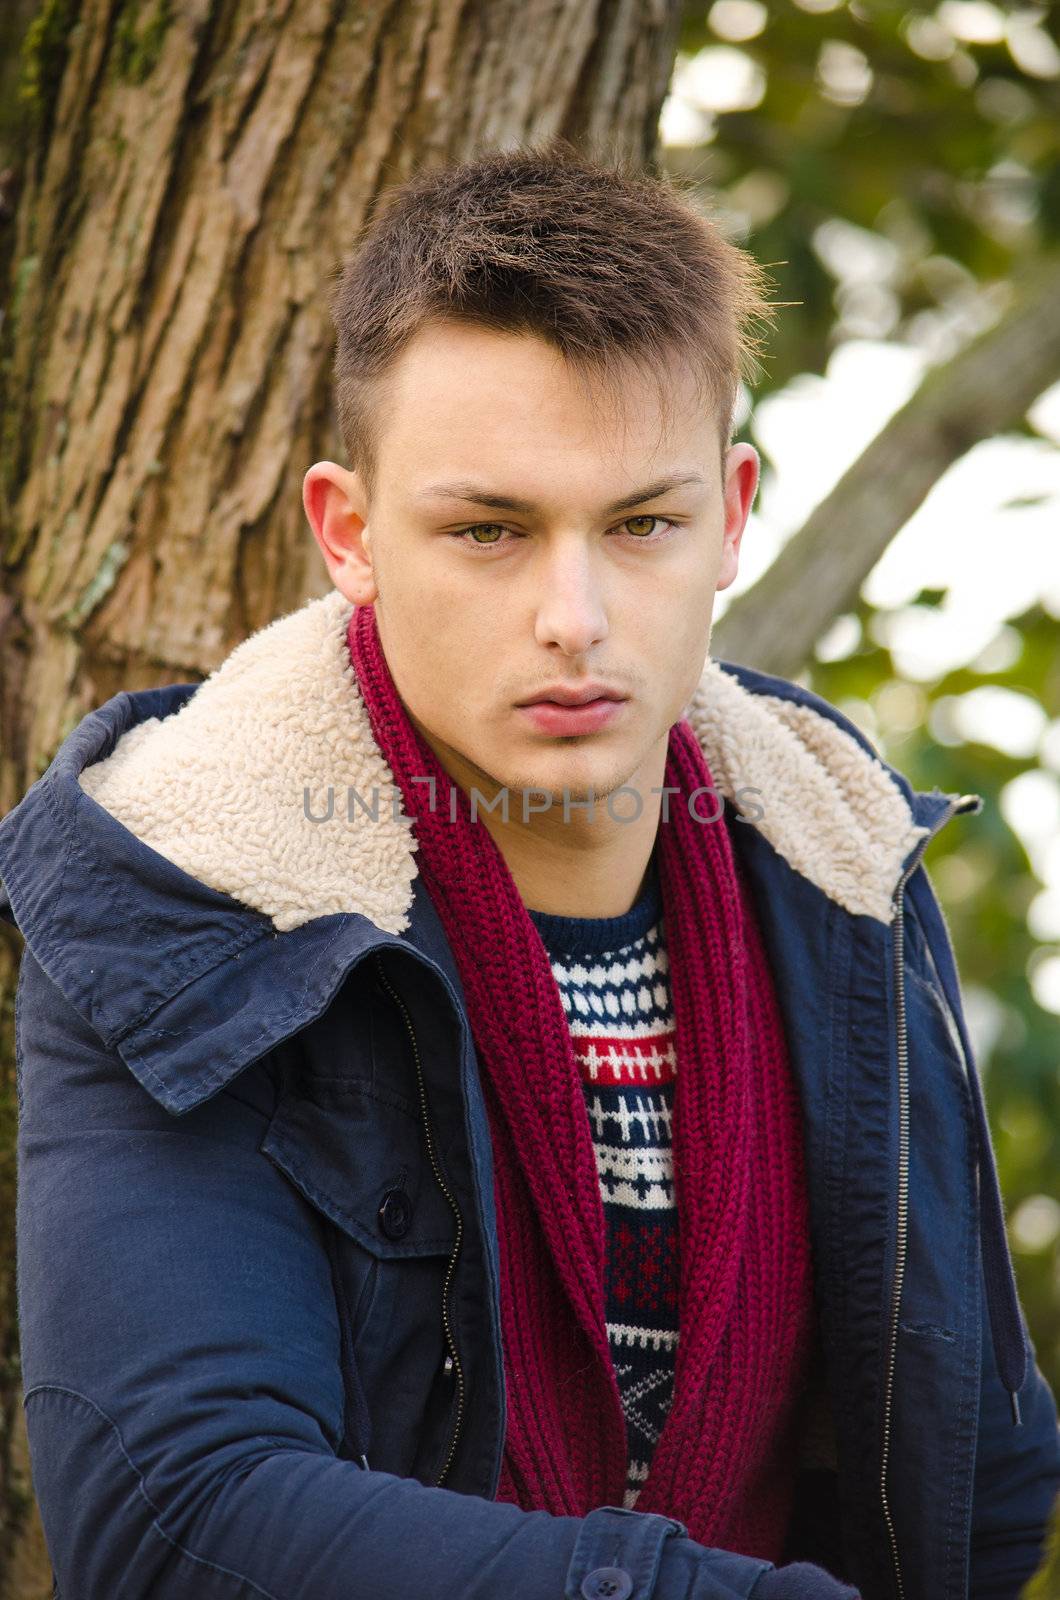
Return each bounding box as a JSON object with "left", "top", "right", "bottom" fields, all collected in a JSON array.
[{"left": 473, "top": 751, "right": 645, "bottom": 815}]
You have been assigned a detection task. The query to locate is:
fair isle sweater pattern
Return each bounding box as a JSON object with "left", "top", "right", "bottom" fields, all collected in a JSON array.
[{"left": 526, "top": 852, "right": 679, "bottom": 1509}]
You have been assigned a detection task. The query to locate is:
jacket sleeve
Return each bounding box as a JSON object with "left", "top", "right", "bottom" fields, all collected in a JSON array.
[
  {"left": 13, "top": 942, "right": 794, "bottom": 1600},
  {"left": 907, "top": 869, "right": 1060, "bottom": 1597},
  {"left": 968, "top": 1275, "right": 1060, "bottom": 1600}
]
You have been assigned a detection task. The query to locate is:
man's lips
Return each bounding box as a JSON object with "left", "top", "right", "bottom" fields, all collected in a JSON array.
[
  {"left": 515, "top": 696, "right": 627, "bottom": 734},
  {"left": 515, "top": 685, "right": 627, "bottom": 708}
]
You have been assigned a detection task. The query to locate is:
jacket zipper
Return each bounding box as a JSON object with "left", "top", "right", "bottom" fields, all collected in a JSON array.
[
  {"left": 879, "top": 792, "right": 981, "bottom": 1600},
  {"left": 372, "top": 954, "right": 467, "bottom": 1487}
]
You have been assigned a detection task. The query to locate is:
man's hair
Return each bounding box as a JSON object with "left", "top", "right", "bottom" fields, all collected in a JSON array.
[{"left": 328, "top": 137, "right": 779, "bottom": 501}]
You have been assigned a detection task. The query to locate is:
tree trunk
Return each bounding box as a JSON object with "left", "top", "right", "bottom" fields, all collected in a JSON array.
[
  {"left": 711, "top": 249, "right": 1060, "bottom": 677},
  {"left": 0, "top": 0, "right": 683, "bottom": 1588}
]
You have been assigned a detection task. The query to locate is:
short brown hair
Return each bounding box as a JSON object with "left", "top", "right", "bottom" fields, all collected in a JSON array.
[{"left": 328, "top": 137, "right": 778, "bottom": 500}]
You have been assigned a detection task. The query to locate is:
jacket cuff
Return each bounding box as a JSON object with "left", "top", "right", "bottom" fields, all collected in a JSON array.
[{"left": 563, "top": 1505, "right": 689, "bottom": 1598}]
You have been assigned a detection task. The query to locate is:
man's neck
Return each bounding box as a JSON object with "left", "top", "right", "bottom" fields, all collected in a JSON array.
[{"left": 489, "top": 800, "right": 661, "bottom": 920}]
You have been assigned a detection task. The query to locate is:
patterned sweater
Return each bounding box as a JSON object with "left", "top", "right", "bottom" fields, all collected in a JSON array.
[{"left": 527, "top": 850, "right": 678, "bottom": 1509}]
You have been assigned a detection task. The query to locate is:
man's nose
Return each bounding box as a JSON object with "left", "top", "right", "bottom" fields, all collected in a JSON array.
[{"left": 533, "top": 541, "right": 609, "bottom": 656}]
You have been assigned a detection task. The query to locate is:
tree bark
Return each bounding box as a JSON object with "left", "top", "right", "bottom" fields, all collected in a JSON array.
[
  {"left": 0, "top": 0, "right": 683, "bottom": 1588},
  {"left": 711, "top": 249, "right": 1060, "bottom": 678}
]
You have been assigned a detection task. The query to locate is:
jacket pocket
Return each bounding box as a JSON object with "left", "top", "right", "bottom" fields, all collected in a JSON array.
[{"left": 259, "top": 1073, "right": 458, "bottom": 1259}]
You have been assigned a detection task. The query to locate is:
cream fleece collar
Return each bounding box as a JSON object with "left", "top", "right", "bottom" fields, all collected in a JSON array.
[{"left": 77, "top": 589, "right": 928, "bottom": 933}]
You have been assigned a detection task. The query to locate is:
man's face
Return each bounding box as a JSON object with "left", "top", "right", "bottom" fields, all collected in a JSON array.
[{"left": 306, "top": 319, "right": 758, "bottom": 811}]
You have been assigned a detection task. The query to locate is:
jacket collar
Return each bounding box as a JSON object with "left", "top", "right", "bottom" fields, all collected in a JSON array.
[
  {"left": 0, "top": 588, "right": 959, "bottom": 1112},
  {"left": 78, "top": 587, "right": 934, "bottom": 929}
]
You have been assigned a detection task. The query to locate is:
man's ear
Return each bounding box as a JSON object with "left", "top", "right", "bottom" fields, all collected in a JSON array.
[
  {"left": 716, "top": 442, "right": 759, "bottom": 594},
  {"left": 303, "top": 461, "right": 378, "bottom": 605}
]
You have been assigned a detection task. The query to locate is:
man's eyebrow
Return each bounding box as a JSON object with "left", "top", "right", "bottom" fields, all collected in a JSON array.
[
  {"left": 602, "top": 473, "right": 708, "bottom": 512},
  {"left": 414, "top": 473, "right": 707, "bottom": 517}
]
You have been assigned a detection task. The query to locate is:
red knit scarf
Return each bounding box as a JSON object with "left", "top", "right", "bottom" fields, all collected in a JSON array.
[{"left": 348, "top": 602, "right": 816, "bottom": 1560}]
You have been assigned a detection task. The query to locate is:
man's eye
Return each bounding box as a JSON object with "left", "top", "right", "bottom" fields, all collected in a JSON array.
[
  {"left": 453, "top": 524, "right": 509, "bottom": 546},
  {"left": 624, "top": 515, "right": 662, "bottom": 538}
]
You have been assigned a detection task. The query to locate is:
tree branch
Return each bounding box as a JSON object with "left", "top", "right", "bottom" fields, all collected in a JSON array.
[{"left": 711, "top": 249, "right": 1060, "bottom": 678}]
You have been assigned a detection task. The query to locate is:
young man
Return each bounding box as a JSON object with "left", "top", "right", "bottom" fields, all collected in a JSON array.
[{"left": 1, "top": 142, "right": 1056, "bottom": 1600}]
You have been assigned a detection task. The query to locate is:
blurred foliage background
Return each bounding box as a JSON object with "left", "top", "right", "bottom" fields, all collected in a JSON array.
[{"left": 659, "top": 0, "right": 1060, "bottom": 1400}]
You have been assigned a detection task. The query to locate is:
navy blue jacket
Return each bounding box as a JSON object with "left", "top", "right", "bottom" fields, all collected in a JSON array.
[{"left": 0, "top": 591, "right": 1056, "bottom": 1600}]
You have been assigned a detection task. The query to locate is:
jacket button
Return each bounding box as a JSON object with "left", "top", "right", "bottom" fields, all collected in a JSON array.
[
  {"left": 580, "top": 1569, "right": 633, "bottom": 1600},
  {"left": 378, "top": 1188, "right": 412, "bottom": 1240}
]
